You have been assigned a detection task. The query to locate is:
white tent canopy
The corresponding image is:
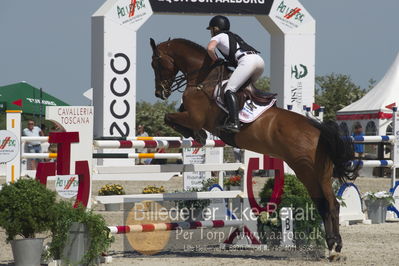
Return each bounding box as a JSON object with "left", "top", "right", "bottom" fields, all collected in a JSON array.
[
  {"left": 338, "top": 52, "right": 399, "bottom": 115},
  {"left": 336, "top": 51, "right": 399, "bottom": 136}
]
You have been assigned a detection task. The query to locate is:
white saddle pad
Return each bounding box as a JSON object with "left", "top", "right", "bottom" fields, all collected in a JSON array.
[{"left": 214, "top": 81, "right": 277, "bottom": 123}]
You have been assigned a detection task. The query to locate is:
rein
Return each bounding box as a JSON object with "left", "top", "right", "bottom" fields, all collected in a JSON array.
[{"left": 171, "top": 60, "right": 227, "bottom": 94}]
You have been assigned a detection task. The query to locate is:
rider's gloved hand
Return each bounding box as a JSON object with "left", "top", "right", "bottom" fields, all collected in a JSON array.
[{"left": 213, "top": 58, "right": 226, "bottom": 66}]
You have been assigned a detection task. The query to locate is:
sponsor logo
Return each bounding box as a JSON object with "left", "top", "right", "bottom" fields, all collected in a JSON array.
[
  {"left": 26, "top": 98, "right": 57, "bottom": 106},
  {"left": 284, "top": 7, "right": 301, "bottom": 19},
  {"left": 0, "top": 131, "right": 19, "bottom": 163},
  {"left": 277, "top": 1, "right": 304, "bottom": 23},
  {"left": 291, "top": 64, "right": 308, "bottom": 79},
  {"left": 291, "top": 82, "right": 303, "bottom": 104},
  {"left": 192, "top": 148, "right": 200, "bottom": 154},
  {"left": 55, "top": 175, "right": 79, "bottom": 198},
  {"left": 108, "top": 53, "right": 131, "bottom": 137},
  {"left": 116, "top": 0, "right": 146, "bottom": 19},
  {"left": 0, "top": 137, "right": 15, "bottom": 149}
]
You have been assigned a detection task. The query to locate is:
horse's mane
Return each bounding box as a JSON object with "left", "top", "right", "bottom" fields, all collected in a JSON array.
[{"left": 162, "top": 38, "right": 207, "bottom": 54}]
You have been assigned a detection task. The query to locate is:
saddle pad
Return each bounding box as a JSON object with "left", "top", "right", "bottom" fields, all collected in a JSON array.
[{"left": 214, "top": 81, "right": 277, "bottom": 124}]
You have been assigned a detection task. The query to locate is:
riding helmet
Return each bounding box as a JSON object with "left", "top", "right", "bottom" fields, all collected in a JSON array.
[{"left": 207, "top": 15, "right": 230, "bottom": 31}]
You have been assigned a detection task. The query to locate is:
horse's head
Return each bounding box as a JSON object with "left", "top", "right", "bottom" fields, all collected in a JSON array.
[{"left": 150, "top": 38, "right": 179, "bottom": 100}]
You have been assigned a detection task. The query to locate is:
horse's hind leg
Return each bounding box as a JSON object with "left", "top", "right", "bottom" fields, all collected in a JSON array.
[
  {"left": 315, "top": 161, "right": 344, "bottom": 261},
  {"left": 319, "top": 172, "right": 343, "bottom": 258},
  {"left": 292, "top": 158, "right": 341, "bottom": 260}
]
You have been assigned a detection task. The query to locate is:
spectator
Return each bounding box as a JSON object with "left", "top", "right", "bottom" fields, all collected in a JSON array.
[
  {"left": 22, "top": 120, "right": 43, "bottom": 170},
  {"left": 352, "top": 124, "right": 364, "bottom": 159},
  {"left": 137, "top": 124, "right": 149, "bottom": 138}
]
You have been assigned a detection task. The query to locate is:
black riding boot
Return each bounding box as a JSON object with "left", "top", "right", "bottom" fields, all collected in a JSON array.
[{"left": 224, "top": 90, "right": 241, "bottom": 133}]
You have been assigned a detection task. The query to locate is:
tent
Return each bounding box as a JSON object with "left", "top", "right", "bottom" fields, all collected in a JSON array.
[
  {"left": 336, "top": 52, "right": 399, "bottom": 136},
  {"left": 0, "top": 82, "right": 69, "bottom": 115}
]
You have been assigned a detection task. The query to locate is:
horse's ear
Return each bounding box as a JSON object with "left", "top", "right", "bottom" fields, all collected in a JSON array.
[
  {"left": 150, "top": 38, "right": 158, "bottom": 55},
  {"left": 167, "top": 37, "right": 171, "bottom": 41}
]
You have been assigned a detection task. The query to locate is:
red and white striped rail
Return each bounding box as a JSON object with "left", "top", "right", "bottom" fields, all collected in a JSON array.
[
  {"left": 107, "top": 219, "right": 242, "bottom": 234},
  {"left": 93, "top": 153, "right": 182, "bottom": 159},
  {"left": 93, "top": 139, "right": 226, "bottom": 149},
  {"left": 95, "top": 136, "right": 181, "bottom": 141}
]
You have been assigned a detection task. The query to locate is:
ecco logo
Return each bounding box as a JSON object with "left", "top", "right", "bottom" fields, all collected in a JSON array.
[{"left": 109, "top": 53, "right": 131, "bottom": 136}]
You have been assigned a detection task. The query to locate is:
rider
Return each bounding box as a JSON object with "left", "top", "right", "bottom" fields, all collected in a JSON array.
[{"left": 207, "top": 15, "right": 264, "bottom": 133}]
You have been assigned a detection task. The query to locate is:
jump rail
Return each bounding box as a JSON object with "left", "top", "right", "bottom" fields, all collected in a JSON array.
[
  {"left": 108, "top": 219, "right": 243, "bottom": 234},
  {"left": 93, "top": 139, "right": 226, "bottom": 149}
]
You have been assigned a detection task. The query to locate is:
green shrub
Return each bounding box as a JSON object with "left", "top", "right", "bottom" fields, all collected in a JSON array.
[
  {"left": 258, "top": 174, "right": 325, "bottom": 247},
  {"left": 0, "top": 178, "right": 56, "bottom": 242},
  {"left": 48, "top": 201, "right": 114, "bottom": 264}
]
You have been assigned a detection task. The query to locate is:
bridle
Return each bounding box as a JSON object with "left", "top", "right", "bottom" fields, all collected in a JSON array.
[
  {"left": 153, "top": 45, "right": 187, "bottom": 96},
  {"left": 153, "top": 41, "right": 227, "bottom": 97}
]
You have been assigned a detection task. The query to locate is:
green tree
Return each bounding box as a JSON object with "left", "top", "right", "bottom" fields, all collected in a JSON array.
[
  {"left": 315, "top": 73, "right": 367, "bottom": 121},
  {"left": 136, "top": 100, "right": 181, "bottom": 136}
]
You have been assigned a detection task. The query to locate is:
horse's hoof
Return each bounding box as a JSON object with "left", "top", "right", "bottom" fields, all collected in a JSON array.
[
  {"left": 194, "top": 130, "right": 207, "bottom": 146},
  {"left": 328, "top": 252, "right": 346, "bottom": 262}
]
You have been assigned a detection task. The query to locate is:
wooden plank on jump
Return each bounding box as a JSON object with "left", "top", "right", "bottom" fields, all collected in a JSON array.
[{"left": 96, "top": 190, "right": 245, "bottom": 204}]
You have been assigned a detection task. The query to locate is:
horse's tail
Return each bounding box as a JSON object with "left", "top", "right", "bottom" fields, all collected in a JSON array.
[{"left": 310, "top": 119, "right": 358, "bottom": 183}]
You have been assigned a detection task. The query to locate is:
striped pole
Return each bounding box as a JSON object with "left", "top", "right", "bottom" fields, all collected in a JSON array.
[
  {"left": 93, "top": 153, "right": 182, "bottom": 160},
  {"left": 94, "top": 136, "right": 181, "bottom": 141},
  {"left": 351, "top": 135, "right": 395, "bottom": 143},
  {"left": 352, "top": 160, "right": 394, "bottom": 167},
  {"left": 107, "top": 219, "right": 242, "bottom": 234},
  {"left": 93, "top": 139, "right": 226, "bottom": 149},
  {"left": 22, "top": 153, "right": 57, "bottom": 159}
]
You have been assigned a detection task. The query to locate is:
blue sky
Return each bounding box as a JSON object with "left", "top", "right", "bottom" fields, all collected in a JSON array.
[{"left": 1, "top": 0, "right": 398, "bottom": 105}]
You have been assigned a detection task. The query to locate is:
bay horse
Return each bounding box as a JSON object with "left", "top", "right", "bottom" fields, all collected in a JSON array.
[{"left": 150, "top": 38, "right": 356, "bottom": 260}]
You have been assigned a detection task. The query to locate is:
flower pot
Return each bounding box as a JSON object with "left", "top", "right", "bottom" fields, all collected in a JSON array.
[
  {"left": 62, "top": 222, "right": 90, "bottom": 265},
  {"left": 104, "top": 203, "right": 121, "bottom": 211},
  {"left": 226, "top": 185, "right": 241, "bottom": 191},
  {"left": 11, "top": 238, "right": 44, "bottom": 266},
  {"left": 259, "top": 224, "right": 280, "bottom": 247},
  {"left": 365, "top": 199, "right": 389, "bottom": 224}
]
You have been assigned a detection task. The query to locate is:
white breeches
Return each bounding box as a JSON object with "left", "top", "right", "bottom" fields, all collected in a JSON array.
[{"left": 225, "top": 54, "right": 265, "bottom": 93}]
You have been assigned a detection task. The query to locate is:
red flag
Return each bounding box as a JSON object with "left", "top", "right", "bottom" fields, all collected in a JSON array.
[
  {"left": 312, "top": 103, "right": 321, "bottom": 111},
  {"left": 12, "top": 99, "right": 22, "bottom": 107},
  {"left": 385, "top": 102, "right": 396, "bottom": 110}
]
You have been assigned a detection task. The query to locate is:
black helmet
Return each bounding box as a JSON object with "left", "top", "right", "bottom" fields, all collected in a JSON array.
[{"left": 207, "top": 15, "right": 230, "bottom": 31}]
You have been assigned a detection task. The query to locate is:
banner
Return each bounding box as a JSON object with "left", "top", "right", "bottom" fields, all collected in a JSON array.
[{"left": 148, "top": 0, "right": 273, "bottom": 15}]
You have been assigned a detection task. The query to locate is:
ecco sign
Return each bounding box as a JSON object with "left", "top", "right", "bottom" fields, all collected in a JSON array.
[{"left": 109, "top": 53, "right": 131, "bottom": 136}]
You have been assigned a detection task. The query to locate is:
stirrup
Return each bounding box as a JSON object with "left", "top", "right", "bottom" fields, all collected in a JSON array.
[{"left": 223, "top": 121, "right": 241, "bottom": 133}]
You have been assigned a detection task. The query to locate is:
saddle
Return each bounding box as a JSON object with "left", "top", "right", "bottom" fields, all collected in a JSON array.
[{"left": 218, "top": 80, "right": 277, "bottom": 109}]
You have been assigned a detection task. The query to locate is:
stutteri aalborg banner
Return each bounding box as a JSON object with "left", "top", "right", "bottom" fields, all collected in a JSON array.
[{"left": 148, "top": 0, "right": 274, "bottom": 14}]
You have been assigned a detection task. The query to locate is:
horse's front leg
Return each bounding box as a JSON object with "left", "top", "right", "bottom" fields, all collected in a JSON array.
[{"left": 165, "top": 111, "right": 207, "bottom": 145}]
